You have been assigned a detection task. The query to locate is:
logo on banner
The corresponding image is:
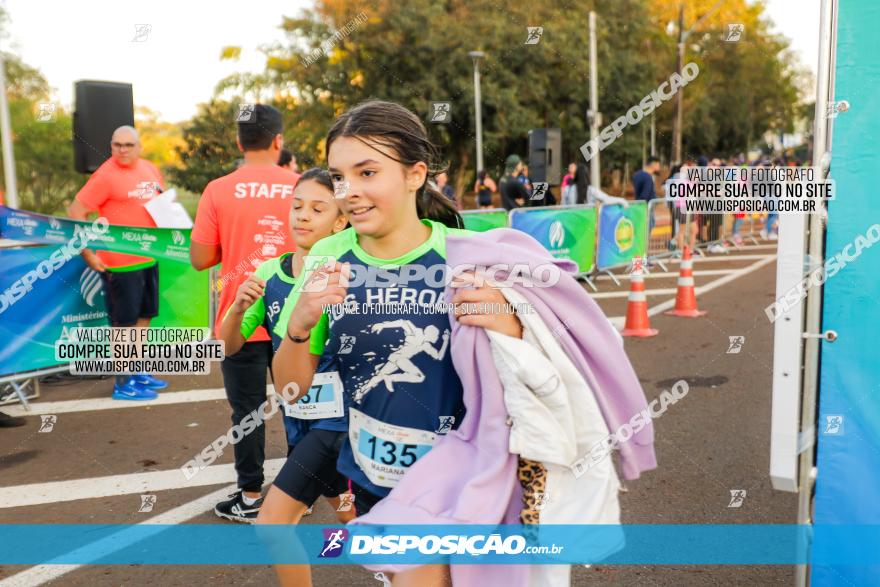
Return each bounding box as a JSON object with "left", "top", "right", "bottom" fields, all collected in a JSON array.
[
  {"left": 614, "top": 217, "right": 634, "bottom": 252},
  {"left": 548, "top": 221, "right": 565, "bottom": 249},
  {"left": 48, "top": 217, "right": 62, "bottom": 230},
  {"left": 171, "top": 230, "right": 185, "bottom": 246},
  {"left": 79, "top": 269, "right": 104, "bottom": 307},
  {"left": 319, "top": 528, "right": 348, "bottom": 558}
]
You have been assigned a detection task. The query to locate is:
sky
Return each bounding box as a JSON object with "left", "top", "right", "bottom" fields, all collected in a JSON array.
[{"left": 3, "top": 0, "right": 821, "bottom": 123}]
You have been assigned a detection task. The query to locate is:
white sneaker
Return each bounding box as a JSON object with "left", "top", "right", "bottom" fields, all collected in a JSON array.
[
  {"left": 768, "top": 232, "right": 778, "bottom": 241},
  {"left": 709, "top": 244, "right": 726, "bottom": 253},
  {"left": 760, "top": 229, "right": 768, "bottom": 240}
]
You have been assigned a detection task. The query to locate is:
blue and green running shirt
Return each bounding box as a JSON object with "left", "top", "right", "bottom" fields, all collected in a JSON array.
[
  {"left": 232, "top": 252, "right": 328, "bottom": 447},
  {"left": 273, "top": 219, "right": 473, "bottom": 497}
]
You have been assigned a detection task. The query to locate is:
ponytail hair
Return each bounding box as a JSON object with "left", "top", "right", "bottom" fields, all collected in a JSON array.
[{"left": 325, "top": 100, "right": 463, "bottom": 229}]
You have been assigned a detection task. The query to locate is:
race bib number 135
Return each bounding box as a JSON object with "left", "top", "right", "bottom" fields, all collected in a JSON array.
[{"left": 349, "top": 408, "right": 435, "bottom": 488}]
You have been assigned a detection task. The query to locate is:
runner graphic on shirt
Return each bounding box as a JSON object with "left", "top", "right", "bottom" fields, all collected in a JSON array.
[{"left": 354, "top": 320, "right": 450, "bottom": 402}]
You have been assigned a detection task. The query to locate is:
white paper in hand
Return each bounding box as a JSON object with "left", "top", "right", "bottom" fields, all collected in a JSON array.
[{"left": 145, "top": 189, "right": 193, "bottom": 228}]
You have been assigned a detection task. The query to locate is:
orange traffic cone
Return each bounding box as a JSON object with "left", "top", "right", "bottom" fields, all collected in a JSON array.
[
  {"left": 622, "top": 272, "right": 659, "bottom": 337},
  {"left": 665, "top": 246, "right": 707, "bottom": 317}
]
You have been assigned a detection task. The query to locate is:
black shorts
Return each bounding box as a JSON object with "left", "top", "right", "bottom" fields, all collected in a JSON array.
[
  {"left": 350, "top": 481, "right": 384, "bottom": 517},
  {"left": 100, "top": 265, "right": 159, "bottom": 327},
  {"left": 274, "top": 429, "right": 349, "bottom": 506},
  {"left": 477, "top": 192, "right": 493, "bottom": 207}
]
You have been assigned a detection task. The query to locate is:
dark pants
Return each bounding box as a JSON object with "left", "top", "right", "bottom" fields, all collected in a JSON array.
[
  {"left": 220, "top": 341, "right": 273, "bottom": 493},
  {"left": 707, "top": 214, "right": 721, "bottom": 241}
]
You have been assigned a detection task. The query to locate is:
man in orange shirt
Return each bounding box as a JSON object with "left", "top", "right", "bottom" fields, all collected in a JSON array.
[
  {"left": 190, "top": 104, "right": 300, "bottom": 522},
  {"left": 68, "top": 125, "right": 167, "bottom": 401}
]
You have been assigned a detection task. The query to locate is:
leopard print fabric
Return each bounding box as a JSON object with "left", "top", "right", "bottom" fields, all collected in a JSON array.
[{"left": 518, "top": 457, "right": 548, "bottom": 525}]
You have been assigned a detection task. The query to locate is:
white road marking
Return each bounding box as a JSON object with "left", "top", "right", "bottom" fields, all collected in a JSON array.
[
  {"left": 668, "top": 253, "right": 774, "bottom": 263},
  {"left": 591, "top": 288, "right": 678, "bottom": 300},
  {"left": 595, "top": 269, "right": 736, "bottom": 281},
  {"left": 3, "top": 385, "right": 275, "bottom": 417},
  {"left": 0, "top": 458, "right": 285, "bottom": 509},
  {"left": 607, "top": 253, "right": 777, "bottom": 328},
  {"left": 0, "top": 478, "right": 282, "bottom": 587}
]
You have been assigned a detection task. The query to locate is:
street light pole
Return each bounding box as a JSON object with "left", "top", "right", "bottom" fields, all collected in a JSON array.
[
  {"left": 588, "top": 11, "right": 600, "bottom": 190},
  {"left": 468, "top": 51, "right": 485, "bottom": 174},
  {"left": 672, "top": 3, "right": 685, "bottom": 164},
  {"left": 0, "top": 50, "right": 19, "bottom": 208},
  {"left": 671, "top": 0, "right": 726, "bottom": 164}
]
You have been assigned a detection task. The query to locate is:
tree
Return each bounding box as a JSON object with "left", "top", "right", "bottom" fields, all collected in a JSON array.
[
  {"left": 0, "top": 50, "right": 85, "bottom": 214},
  {"left": 179, "top": 0, "right": 805, "bottom": 197},
  {"left": 167, "top": 100, "right": 242, "bottom": 193}
]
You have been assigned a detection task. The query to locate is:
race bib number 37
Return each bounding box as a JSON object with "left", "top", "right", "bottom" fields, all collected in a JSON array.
[
  {"left": 284, "top": 371, "right": 344, "bottom": 420},
  {"left": 349, "top": 408, "right": 435, "bottom": 488}
]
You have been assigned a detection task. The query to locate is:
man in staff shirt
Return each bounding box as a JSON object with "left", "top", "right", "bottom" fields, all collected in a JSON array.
[{"left": 190, "top": 104, "right": 300, "bottom": 523}]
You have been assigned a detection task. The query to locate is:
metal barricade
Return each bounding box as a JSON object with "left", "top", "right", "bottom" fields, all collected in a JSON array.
[{"left": 646, "top": 198, "right": 676, "bottom": 272}]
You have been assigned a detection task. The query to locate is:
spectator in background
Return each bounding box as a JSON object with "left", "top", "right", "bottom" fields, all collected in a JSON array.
[
  {"left": 705, "top": 158, "right": 726, "bottom": 253},
  {"left": 761, "top": 159, "right": 780, "bottom": 240},
  {"left": 278, "top": 149, "right": 299, "bottom": 173},
  {"left": 499, "top": 155, "right": 530, "bottom": 211},
  {"left": 666, "top": 162, "right": 697, "bottom": 255},
  {"left": 574, "top": 162, "right": 628, "bottom": 207},
  {"left": 562, "top": 162, "right": 577, "bottom": 188},
  {"left": 473, "top": 169, "right": 496, "bottom": 209},
  {"left": 68, "top": 125, "right": 167, "bottom": 402},
  {"left": 517, "top": 163, "right": 533, "bottom": 194},
  {"left": 632, "top": 156, "right": 660, "bottom": 230},
  {"left": 436, "top": 172, "right": 456, "bottom": 206},
  {"left": 190, "top": 104, "right": 301, "bottom": 523}
]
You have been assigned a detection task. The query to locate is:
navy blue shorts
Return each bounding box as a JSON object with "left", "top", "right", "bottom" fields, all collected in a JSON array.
[
  {"left": 274, "top": 429, "right": 349, "bottom": 507},
  {"left": 350, "top": 481, "right": 384, "bottom": 517},
  {"left": 100, "top": 265, "right": 159, "bottom": 326}
]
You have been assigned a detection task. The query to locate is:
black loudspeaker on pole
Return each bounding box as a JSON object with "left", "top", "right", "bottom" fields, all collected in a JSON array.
[
  {"left": 528, "top": 128, "right": 562, "bottom": 185},
  {"left": 73, "top": 81, "right": 135, "bottom": 173}
]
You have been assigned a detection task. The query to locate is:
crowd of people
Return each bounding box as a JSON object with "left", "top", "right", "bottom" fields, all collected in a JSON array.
[
  {"left": 59, "top": 101, "right": 652, "bottom": 586},
  {"left": 632, "top": 154, "right": 794, "bottom": 256}
]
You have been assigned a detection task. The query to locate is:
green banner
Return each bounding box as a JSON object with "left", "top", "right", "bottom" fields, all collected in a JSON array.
[
  {"left": 461, "top": 209, "right": 508, "bottom": 232},
  {"left": 0, "top": 206, "right": 193, "bottom": 263},
  {"left": 0, "top": 205, "right": 209, "bottom": 331},
  {"left": 508, "top": 206, "right": 597, "bottom": 273}
]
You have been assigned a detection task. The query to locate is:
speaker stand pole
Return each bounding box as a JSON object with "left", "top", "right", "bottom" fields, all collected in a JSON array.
[
  {"left": 0, "top": 51, "right": 18, "bottom": 209},
  {"left": 588, "top": 11, "right": 600, "bottom": 191}
]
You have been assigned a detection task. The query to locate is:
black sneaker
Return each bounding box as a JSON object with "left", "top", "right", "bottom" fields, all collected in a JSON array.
[
  {"left": 0, "top": 410, "right": 25, "bottom": 428},
  {"left": 214, "top": 490, "right": 263, "bottom": 524}
]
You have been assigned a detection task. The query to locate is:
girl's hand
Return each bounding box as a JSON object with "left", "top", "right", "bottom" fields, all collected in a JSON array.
[
  {"left": 452, "top": 274, "right": 523, "bottom": 339},
  {"left": 232, "top": 274, "right": 265, "bottom": 314},
  {"left": 287, "top": 261, "right": 350, "bottom": 338}
]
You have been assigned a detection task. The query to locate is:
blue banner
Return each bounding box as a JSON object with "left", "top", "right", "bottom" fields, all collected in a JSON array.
[
  {"left": 813, "top": 1, "right": 880, "bottom": 585},
  {"left": 0, "top": 245, "right": 108, "bottom": 376},
  {"left": 5, "top": 524, "right": 880, "bottom": 565}
]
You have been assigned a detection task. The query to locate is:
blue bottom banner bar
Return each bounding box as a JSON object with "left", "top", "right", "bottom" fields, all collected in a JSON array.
[{"left": 1, "top": 524, "right": 879, "bottom": 565}]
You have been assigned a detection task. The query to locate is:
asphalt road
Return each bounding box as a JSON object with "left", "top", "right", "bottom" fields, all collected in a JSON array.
[{"left": 0, "top": 240, "right": 796, "bottom": 586}]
